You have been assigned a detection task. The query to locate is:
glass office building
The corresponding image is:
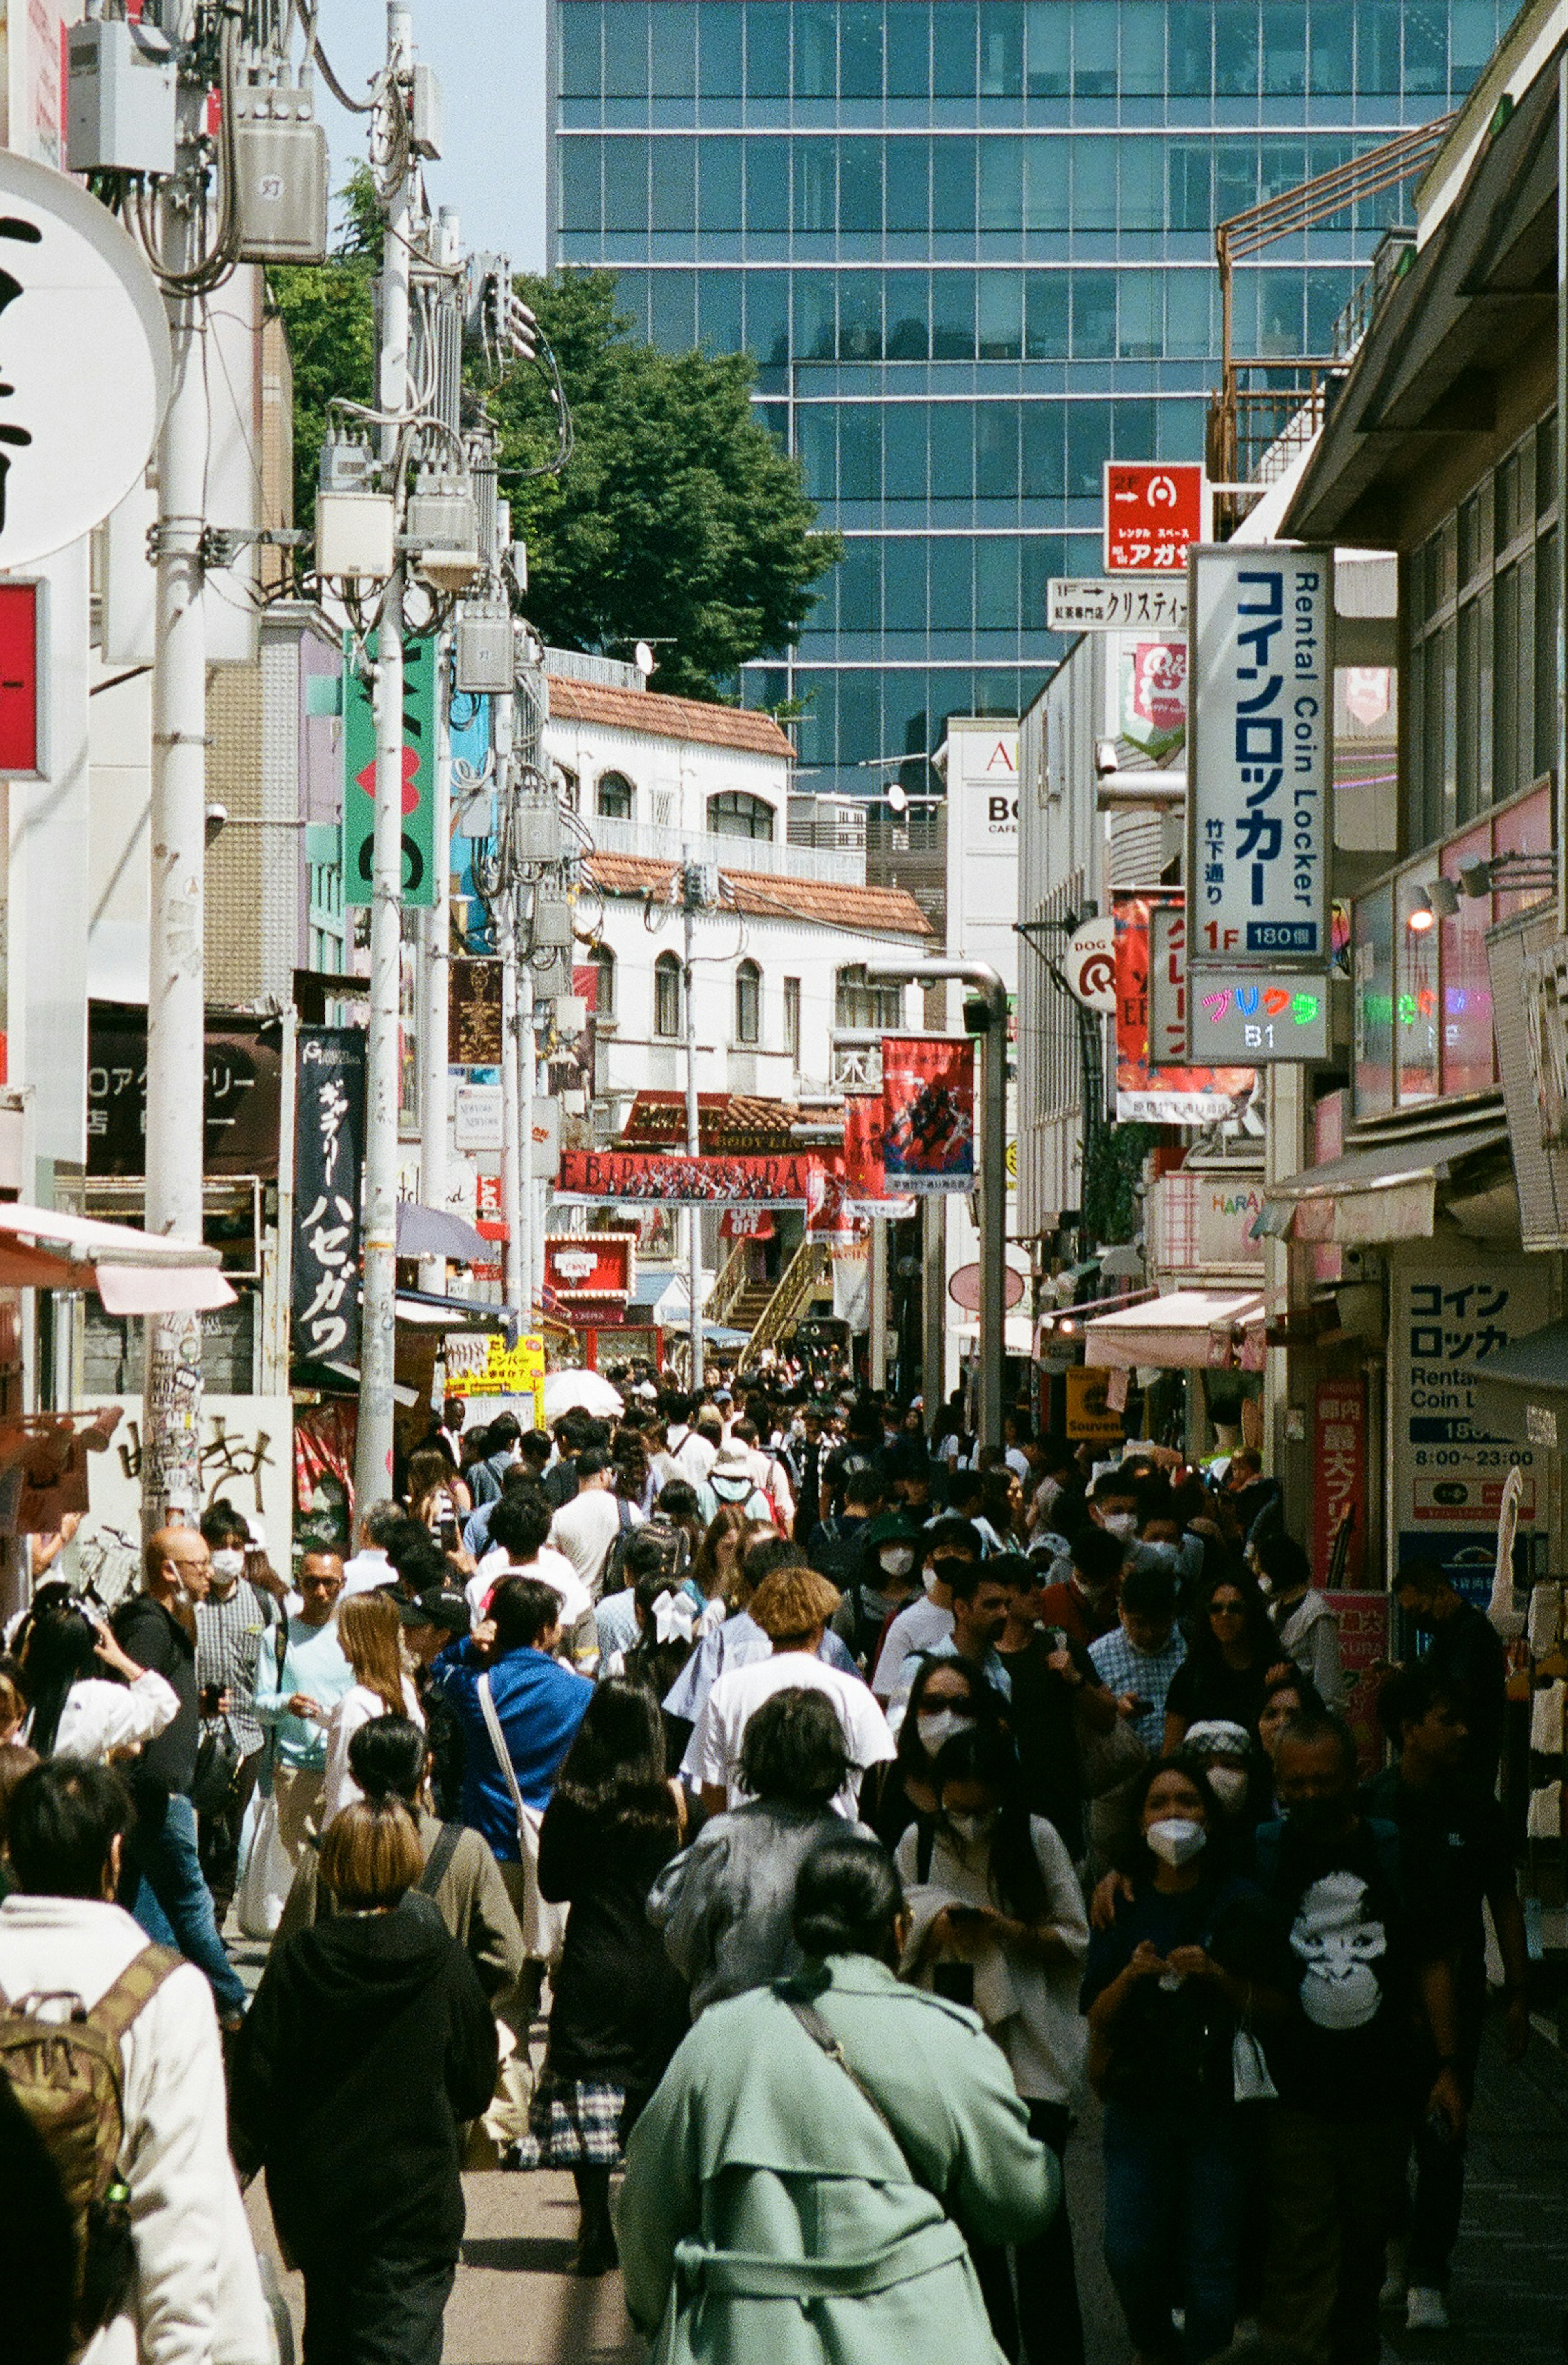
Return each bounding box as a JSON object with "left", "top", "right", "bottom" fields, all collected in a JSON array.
[{"left": 550, "top": 0, "right": 1515, "bottom": 792}]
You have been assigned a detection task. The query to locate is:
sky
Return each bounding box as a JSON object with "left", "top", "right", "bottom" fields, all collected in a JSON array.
[{"left": 316, "top": 0, "right": 549, "bottom": 272}]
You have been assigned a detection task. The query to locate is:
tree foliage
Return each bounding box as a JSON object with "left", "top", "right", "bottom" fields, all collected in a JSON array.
[{"left": 270, "top": 195, "right": 837, "bottom": 698}]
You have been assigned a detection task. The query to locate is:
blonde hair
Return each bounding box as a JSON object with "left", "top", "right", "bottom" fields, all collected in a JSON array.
[
  {"left": 318, "top": 1797, "right": 423, "bottom": 1910},
  {"left": 338, "top": 1592, "right": 406, "bottom": 1720},
  {"left": 750, "top": 1566, "right": 842, "bottom": 1644}
]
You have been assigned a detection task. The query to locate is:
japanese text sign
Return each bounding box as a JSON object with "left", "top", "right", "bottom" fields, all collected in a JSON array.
[
  {"left": 1187, "top": 547, "right": 1332, "bottom": 972},
  {"left": 1311, "top": 1377, "right": 1366, "bottom": 1589},
  {"left": 556, "top": 1149, "right": 817, "bottom": 1207},
  {"left": 880, "top": 1037, "right": 976, "bottom": 1197},
  {"left": 292, "top": 1028, "right": 367, "bottom": 1364},
  {"left": 1389, "top": 1249, "right": 1537, "bottom": 1593},
  {"left": 1115, "top": 895, "right": 1252, "bottom": 1123},
  {"left": 1104, "top": 463, "right": 1207, "bottom": 574},
  {"left": 343, "top": 630, "right": 438, "bottom": 908}
]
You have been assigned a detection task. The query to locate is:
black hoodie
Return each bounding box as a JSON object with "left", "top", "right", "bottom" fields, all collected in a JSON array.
[{"left": 232, "top": 1901, "right": 497, "bottom": 2267}]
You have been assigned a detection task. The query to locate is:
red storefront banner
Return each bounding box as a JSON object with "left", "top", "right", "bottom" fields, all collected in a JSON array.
[
  {"left": 843, "top": 1093, "right": 889, "bottom": 1200},
  {"left": 1311, "top": 1375, "right": 1367, "bottom": 1590},
  {"left": 1114, "top": 892, "right": 1254, "bottom": 1122},
  {"left": 543, "top": 1233, "right": 636, "bottom": 1303},
  {"left": 1325, "top": 1589, "right": 1390, "bottom": 1777},
  {"left": 721, "top": 1207, "right": 775, "bottom": 1240},
  {"left": 556, "top": 1149, "right": 816, "bottom": 1206},
  {"left": 880, "top": 1037, "right": 976, "bottom": 1196}
]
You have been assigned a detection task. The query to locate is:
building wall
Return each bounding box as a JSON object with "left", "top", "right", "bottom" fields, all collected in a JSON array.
[{"left": 1017, "top": 632, "right": 1102, "bottom": 1235}]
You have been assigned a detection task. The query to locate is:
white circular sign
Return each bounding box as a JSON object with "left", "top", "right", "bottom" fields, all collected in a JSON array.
[
  {"left": 1066, "top": 916, "right": 1117, "bottom": 1013},
  {"left": 0, "top": 150, "right": 171, "bottom": 570}
]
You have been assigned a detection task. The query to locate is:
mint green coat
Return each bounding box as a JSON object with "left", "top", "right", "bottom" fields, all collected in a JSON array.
[{"left": 617, "top": 1955, "right": 1058, "bottom": 2365}]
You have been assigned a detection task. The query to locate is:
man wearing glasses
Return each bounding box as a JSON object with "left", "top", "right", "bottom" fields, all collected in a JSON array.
[{"left": 253, "top": 1548, "right": 355, "bottom": 1882}]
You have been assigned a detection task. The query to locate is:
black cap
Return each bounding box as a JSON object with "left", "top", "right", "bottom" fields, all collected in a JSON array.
[{"left": 398, "top": 1585, "right": 469, "bottom": 1635}]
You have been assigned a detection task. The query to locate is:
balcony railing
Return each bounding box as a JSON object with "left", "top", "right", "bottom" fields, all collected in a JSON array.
[{"left": 589, "top": 813, "right": 866, "bottom": 887}]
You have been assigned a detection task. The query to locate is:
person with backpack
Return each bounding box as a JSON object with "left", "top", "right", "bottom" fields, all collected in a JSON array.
[
  {"left": 0, "top": 1758, "right": 274, "bottom": 2363},
  {"left": 708, "top": 1440, "right": 779, "bottom": 1529},
  {"left": 548, "top": 1447, "right": 643, "bottom": 1597},
  {"left": 807, "top": 1463, "right": 886, "bottom": 1584}
]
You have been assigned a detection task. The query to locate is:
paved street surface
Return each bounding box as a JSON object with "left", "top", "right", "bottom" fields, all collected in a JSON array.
[{"left": 242, "top": 1993, "right": 1568, "bottom": 2365}]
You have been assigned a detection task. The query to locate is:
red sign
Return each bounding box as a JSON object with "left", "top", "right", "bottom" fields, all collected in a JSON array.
[
  {"left": 1104, "top": 462, "right": 1206, "bottom": 575},
  {"left": 0, "top": 584, "right": 40, "bottom": 775},
  {"left": 474, "top": 1171, "right": 508, "bottom": 1243},
  {"left": 880, "top": 1037, "right": 976, "bottom": 1197},
  {"left": 556, "top": 1149, "right": 816, "bottom": 1206},
  {"left": 1312, "top": 1377, "right": 1367, "bottom": 1590},
  {"left": 1325, "top": 1589, "right": 1390, "bottom": 1777},
  {"left": 721, "top": 1208, "right": 775, "bottom": 1240},
  {"left": 1114, "top": 894, "right": 1254, "bottom": 1122},
  {"left": 544, "top": 1233, "right": 635, "bottom": 1303}
]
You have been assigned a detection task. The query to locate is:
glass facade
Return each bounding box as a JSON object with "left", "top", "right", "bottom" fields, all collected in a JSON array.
[{"left": 551, "top": 0, "right": 1515, "bottom": 788}]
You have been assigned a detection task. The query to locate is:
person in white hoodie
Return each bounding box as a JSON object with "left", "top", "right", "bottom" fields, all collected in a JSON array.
[
  {"left": 16, "top": 1596, "right": 180, "bottom": 1763},
  {"left": 0, "top": 1757, "right": 276, "bottom": 2365}
]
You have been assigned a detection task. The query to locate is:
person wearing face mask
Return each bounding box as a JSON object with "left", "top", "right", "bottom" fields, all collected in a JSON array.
[
  {"left": 899, "top": 1722, "right": 1089, "bottom": 2365},
  {"left": 870, "top": 1654, "right": 1008, "bottom": 1851},
  {"left": 1039, "top": 1526, "right": 1124, "bottom": 1648},
  {"left": 991, "top": 1556, "right": 1119, "bottom": 1858},
  {"left": 1180, "top": 1720, "right": 1262, "bottom": 1828},
  {"left": 871, "top": 1517, "right": 984, "bottom": 1705},
  {"left": 193, "top": 1502, "right": 281, "bottom": 1925},
  {"left": 1082, "top": 1758, "right": 1284, "bottom": 2365},
  {"left": 886, "top": 1563, "right": 1015, "bottom": 1734},
  {"left": 831, "top": 1511, "right": 924, "bottom": 1672}
]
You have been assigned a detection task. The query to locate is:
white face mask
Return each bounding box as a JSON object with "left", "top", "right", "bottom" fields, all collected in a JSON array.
[
  {"left": 1205, "top": 1766, "right": 1250, "bottom": 1812},
  {"left": 880, "top": 1546, "right": 915, "bottom": 1577},
  {"left": 1145, "top": 1816, "right": 1207, "bottom": 1868},
  {"left": 209, "top": 1548, "right": 244, "bottom": 1582},
  {"left": 945, "top": 1807, "right": 999, "bottom": 1845},
  {"left": 916, "top": 1708, "right": 972, "bottom": 1757},
  {"left": 1101, "top": 1512, "right": 1137, "bottom": 1541}
]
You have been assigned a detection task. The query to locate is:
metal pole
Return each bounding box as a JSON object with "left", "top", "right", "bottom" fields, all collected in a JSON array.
[
  {"left": 519, "top": 945, "right": 536, "bottom": 1326},
  {"left": 497, "top": 887, "right": 524, "bottom": 1309},
  {"left": 354, "top": 0, "right": 414, "bottom": 1511},
  {"left": 684, "top": 875, "right": 704, "bottom": 1389},
  {"left": 142, "top": 7, "right": 209, "bottom": 1537},
  {"left": 922, "top": 1193, "right": 945, "bottom": 1424},
  {"left": 419, "top": 629, "right": 452, "bottom": 1288},
  {"left": 868, "top": 1216, "right": 888, "bottom": 1392},
  {"left": 268, "top": 1000, "right": 298, "bottom": 1396},
  {"left": 1557, "top": 50, "right": 1567, "bottom": 935}
]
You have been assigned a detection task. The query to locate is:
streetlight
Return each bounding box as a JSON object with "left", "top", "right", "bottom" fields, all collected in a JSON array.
[{"left": 863, "top": 957, "right": 1009, "bottom": 1452}]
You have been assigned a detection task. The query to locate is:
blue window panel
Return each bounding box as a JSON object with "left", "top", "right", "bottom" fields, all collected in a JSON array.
[
  {"left": 793, "top": 274, "right": 836, "bottom": 359},
  {"left": 1071, "top": 272, "right": 1116, "bottom": 359},
  {"left": 1117, "top": 270, "right": 1161, "bottom": 360},
  {"left": 1066, "top": 405, "right": 1110, "bottom": 496},
  {"left": 1120, "top": 5, "right": 1166, "bottom": 97},
  {"left": 1258, "top": 269, "right": 1305, "bottom": 357},
  {"left": 1168, "top": 140, "right": 1214, "bottom": 233},
  {"left": 1118, "top": 138, "right": 1162, "bottom": 232},
  {"left": 840, "top": 4, "right": 885, "bottom": 98},
  {"left": 1214, "top": 143, "right": 1260, "bottom": 223},
  {"left": 932, "top": 5, "right": 977, "bottom": 96},
  {"left": 698, "top": 140, "right": 742, "bottom": 231},
  {"left": 929, "top": 669, "right": 980, "bottom": 734},
  {"left": 1262, "top": 6, "right": 1307, "bottom": 97},
  {"left": 1259, "top": 141, "right": 1309, "bottom": 203},
  {"left": 795, "top": 406, "right": 837, "bottom": 496},
  {"left": 1357, "top": 1, "right": 1402, "bottom": 94},
  {"left": 1404, "top": 4, "right": 1449, "bottom": 95},
  {"left": 1214, "top": 2, "right": 1259, "bottom": 96},
  {"left": 887, "top": 136, "right": 931, "bottom": 234},
  {"left": 1025, "top": 275, "right": 1068, "bottom": 359},
  {"left": 930, "top": 404, "right": 975, "bottom": 498},
  {"left": 650, "top": 270, "right": 696, "bottom": 350},
  {"left": 1024, "top": 0, "right": 1069, "bottom": 96},
  {"left": 1021, "top": 402, "right": 1065, "bottom": 496},
  {"left": 614, "top": 269, "right": 650, "bottom": 338},
  {"left": 886, "top": 271, "right": 930, "bottom": 360},
  {"left": 979, "top": 137, "right": 1023, "bottom": 232},
  {"left": 979, "top": 6, "right": 1024, "bottom": 97},
  {"left": 1156, "top": 399, "right": 1207, "bottom": 462},
  {"left": 699, "top": 2, "right": 743, "bottom": 97},
  {"left": 1450, "top": 2, "right": 1499, "bottom": 89},
  {"left": 839, "top": 139, "right": 884, "bottom": 234},
  {"left": 1112, "top": 398, "right": 1157, "bottom": 460},
  {"left": 886, "top": 2, "right": 931, "bottom": 97},
  {"left": 975, "top": 402, "right": 1021, "bottom": 495},
  {"left": 884, "top": 537, "right": 928, "bottom": 629},
  {"left": 652, "top": 137, "right": 695, "bottom": 230},
  {"left": 978, "top": 272, "right": 1023, "bottom": 361},
  {"left": 1023, "top": 141, "right": 1067, "bottom": 232},
  {"left": 932, "top": 136, "right": 978, "bottom": 234},
  {"left": 744, "top": 0, "right": 789, "bottom": 96},
  {"left": 839, "top": 538, "right": 882, "bottom": 633},
  {"left": 745, "top": 138, "right": 791, "bottom": 233},
  {"left": 604, "top": 3, "right": 650, "bottom": 99},
  {"left": 743, "top": 272, "right": 790, "bottom": 366},
  {"left": 839, "top": 403, "right": 880, "bottom": 495},
  {"left": 1165, "top": 271, "right": 1213, "bottom": 358},
  {"left": 976, "top": 537, "right": 1019, "bottom": 630},
  {"left": 1308, "top": 9, "right": 1352, "bottom": 93},
  {"left": 651, "top": 3, "right": 696, "bottom": 96},
  {"left": 884, "top": 405, "right": 929, "bottom": 500},
  {"left": 755, "top": 399, "right": 789, "bottom": 449},
  {"left": 560, "top": 140, "right": 602, "bottom": 234},
  {"left": 561, "top": 5, "right": 603, "bottom": 98},
  {"left": 930, "top": 539, "right": 976, "bottom": 631},
  {"left": 838, "top": 670, "right": 881, "bottom": 765},
  {"left": 1073, "top": 2, "right": 1118, "bottom": 97},
  {"left": 1167, "top": 3, "right": 1214, "bottom": 96},
  {"left": 1072, "top": 141, "right": 1117, "bottom": 233},
  {"left": 699, "top": 270, "right": 744, "bottom": 354},
  {"left": 1019, "top": 537, "right": 1058, "bottom": 628},
  {"left": 839, "top": 272, "right": 882, "bottom": 359},
  {"left": 794, "top": 141, "right": 837, "bottom": 232},
  {"left": 931, "top": 271, "right": 977, "bottom": 359},
  {"left": 794, "top": 2, "right": 837, "bottom": 96},
  {"left": 1306, "top": 268, "right": 1352, "bottom": 354},
  {"left": 604, "top": 138, "right": 648, "bottom": 233}
]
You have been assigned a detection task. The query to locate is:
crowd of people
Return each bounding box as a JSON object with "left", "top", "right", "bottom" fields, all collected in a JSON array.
[{"left": 0, "top": 1364, "right": 1526, "bottom": 2365}]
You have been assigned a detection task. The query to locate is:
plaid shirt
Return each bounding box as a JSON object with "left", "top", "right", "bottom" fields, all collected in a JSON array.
[
  {"left": 1087, "top": 1626, "right": 1187, "bottom": 1751},
  {"left": 194, "top": 1580, "right": 279, "bottom": 1757}
]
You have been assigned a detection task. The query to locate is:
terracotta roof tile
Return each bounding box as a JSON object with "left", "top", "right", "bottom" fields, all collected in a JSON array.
[
  {"left": 548, "top": 674, "right": 795, "bottom": 759},
  {"left": 585, "top": 852, "right": 934, "bottom": 939}
]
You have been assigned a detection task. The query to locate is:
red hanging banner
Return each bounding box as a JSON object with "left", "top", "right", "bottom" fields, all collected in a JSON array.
[{"left": 879, "top": 1037, "right": 976, "bottom": 1196}]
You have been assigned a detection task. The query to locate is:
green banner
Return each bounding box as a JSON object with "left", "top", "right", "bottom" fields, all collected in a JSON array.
[{"left": 342, "top": 631, "right": 438, "bottom": 907}]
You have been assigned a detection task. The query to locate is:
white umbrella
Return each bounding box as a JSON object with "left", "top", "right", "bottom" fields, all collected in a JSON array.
[{"left": 542, "top": 1368, "right": 624, "bottom": 1423}]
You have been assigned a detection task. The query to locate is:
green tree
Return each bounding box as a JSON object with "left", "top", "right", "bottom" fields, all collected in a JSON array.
[{"left": 267, "top": 175, "right": 378, "bottom": 530}]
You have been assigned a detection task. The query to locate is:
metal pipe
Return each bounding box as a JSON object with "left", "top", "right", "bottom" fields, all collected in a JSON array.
[
  {"left": 868, "top": 1216, "right": 888, "bottom": 1392},
  {"left": 684, "top": 871, "right": 704, "bottom": 1389},
  {"left": 419, "top": 628, "right": 452, "bottom": 1290}
]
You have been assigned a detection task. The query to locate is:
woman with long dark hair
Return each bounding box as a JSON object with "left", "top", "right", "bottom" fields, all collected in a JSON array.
[
  {"left": 18, "top": 1595, "right": 178, "bottom": 1761},
  {"left": 507, "top": 1677, "right": 689, "bottom": 2273},
  {"left": 871, "top": 1650, "right": 1008, "bottom": 1850},
  {"left": 898, "top": 1720, "right": 1089, "bottom": 2365},
  {"left": 688, "top": 1504, "right": 753, "bottom": 1607},
  {"left": 1163, "top": 1568, "right": 1288, "bottom": 1753}
]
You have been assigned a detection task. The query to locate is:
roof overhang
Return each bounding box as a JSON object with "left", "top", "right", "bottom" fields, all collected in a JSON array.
[
  {"left": 1083, "top": 1288, "right": 1265, "bottom": 1371},
  {"left": 1257, "top": 1119, "right": 1512, "bottom": 1246}
]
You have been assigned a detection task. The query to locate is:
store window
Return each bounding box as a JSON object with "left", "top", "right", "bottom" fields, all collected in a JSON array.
[
  {"left": 735, "top": 959, "right": 762, "bottom": 1044},
  {"left": 708, "top": 791, "right": 775, "bottom": 841}
]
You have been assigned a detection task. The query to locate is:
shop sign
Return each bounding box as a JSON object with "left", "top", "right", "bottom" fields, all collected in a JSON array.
[
  {"left": 880, "top": 1036, "right": 976, "bottom": 1197},
  {"left": 1119, "top": 637, "right": 1187, "bottom": 760},
  {"left": 1149, "top": 1173, "right": 1264, "bottom": 1275},
  {"left": 292, "top": 1027, "right": 366, "bottom": 1365},
  {"left": 1324, "top": 1590, "right": 1389, "bottom": 1775},
  {"left": 1389, "top": 1249, "right": 1538, "bottom": 1595},
  {"left": 1188, "top": 974, "right": 1330, "bottom": 1063},
  {"left": 1066, "top": 916, "right": 1117, "bottom": 1013},
  {"left": 88, "top": 1003, "right": 283, "bottom": 1180},
  {"left": 556, "top": 1149, "right": 817, "bottom": 1207},
  {"left": 1114, "top": 894, "right": 1253, "bottom": 1123},
  {"left": 1311, "top": 1377, "right": 1367, "bottom": 1589},
  {"left": 444, "top": 1330, "right": 546, "bottom": 1419},
  {"left": 543, "top": 1234, "right": 635, "bottom": 1303},
  {"left": 454, "top": 1082, "right": 502, "bottom": 1153},
  {"left": 1065, "top": 1365, "right": 1125, "bottom": 1444},
  {"left": 342, "top": 629, "right": 438, "bottom": 908},
  {"left": 1047, "top": 577, "right": 1188, "bottom": 633},
  {"left": 1187, "top": 547, "right": 1332, "bottom": 985},
  {"left": 1105, "top": 462, "right": 1206, "bottom": 574},
  {"left": 448, "top": 958, "right": 503, "bottom": 1067}
]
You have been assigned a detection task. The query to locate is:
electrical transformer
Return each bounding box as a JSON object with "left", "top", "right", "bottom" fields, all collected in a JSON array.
[
  {"left": 454, "top": 602, "right": 516, "bottom": 695},
  {"left": 66, "top": 16, "right": 177, "bottom": 177},
  {"left": 232, "top": 80, "right": 330, "bottom": 263}
]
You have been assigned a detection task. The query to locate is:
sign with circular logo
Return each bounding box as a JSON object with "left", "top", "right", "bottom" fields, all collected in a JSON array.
[
  {"left": 0, "top": 149, "right": 171, "bottom": 569},
  {"left": 1066, "top": 916, "right": 1118, "bottom": 1013},
  {"left": 948, "top": 1262, "right": 1026, "bottom": 1313}
]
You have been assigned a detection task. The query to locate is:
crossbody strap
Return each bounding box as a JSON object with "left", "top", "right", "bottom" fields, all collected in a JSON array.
[
  {"left": 477, "top": 1672, "right": 530, "bottom": 1855},
  {"left": 783, "top": 1990, "right": 925, "bottom": 2187},
  {"left": 419, "top": 1821, "right": 463, "bottom": 1897}
]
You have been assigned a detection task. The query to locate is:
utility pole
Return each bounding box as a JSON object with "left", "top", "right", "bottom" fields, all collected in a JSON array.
[
  {"left": 142, "top": 0, "right": 210, "bottom": 1535},
  {"left": 682, "top": 860, "right": 705, "bottom": 1390},
  {"left": 419, "top": 629, "right": 452, "bottom": 1290},
  {"left": 354, "top": 0, "right": 415, "bottom": 1513},
  {"left": 519, "top": 950, "right": 537, "bottom": 1325}
]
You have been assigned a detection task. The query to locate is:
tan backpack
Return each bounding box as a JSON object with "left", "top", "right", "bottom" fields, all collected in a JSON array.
[{"left": 0, "top": 1944, "right": 180, "bottom": 2355}]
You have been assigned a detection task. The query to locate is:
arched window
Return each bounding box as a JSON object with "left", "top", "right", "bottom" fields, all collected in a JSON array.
[
  {"left": 835, "top": 964, "right": 904, "bottom": 1030},
  {"left": 596, "top": 770, "right": 635, "bottom": 820},
  {"left": 707, "top": 790, "right": 775, "bottom": 842},
  {"left": 587, "top": 941, "right": 615, "bottom": 1019},
  {"left": 654, "top": 951, "right": 683, "bottom": 1038},
  {"left": 735, "top": 958, "right": 761, "bottom": 1045}
]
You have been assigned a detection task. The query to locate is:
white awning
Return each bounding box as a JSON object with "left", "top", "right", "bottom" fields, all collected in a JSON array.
[
  {"left": 0, "top": 1203, "right": 235, "bottom": 1313},
  {"left": 1084, "top": 1288, "right": 1265, "bottom": 1371},
  {"left": 1258, "top": 1120, "right": 1510, "bottom": 1247},
  {"left": 954, "top": 1315, "right": 1036, "bottom": 1357}
]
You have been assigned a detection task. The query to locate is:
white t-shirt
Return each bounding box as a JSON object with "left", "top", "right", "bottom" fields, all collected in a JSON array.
[
  {"left": 322, "top": 1676, "right": 425, "bottom": 1825},
  {"left": 871, "top": 1594, "right": 954, "bottom": 1701},
  {"left": 341, "top": 1548, "right": 392, "bottom": 1598},
  {"left": 688, "top": 1650, "right": 895, "bottom": 1819},
  {"left": 466, "top": 1545, "right": 592, "bottom": 1632},
  {"left": 549, "top": 1487, "right": 641, "bottom": 1597}
]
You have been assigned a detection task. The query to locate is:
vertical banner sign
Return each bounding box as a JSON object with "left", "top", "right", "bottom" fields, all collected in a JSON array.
[
  {"left": 1114, "top": 894, "right": 1253, "bottom": 1122},
  {"left": 1311, "top": 1376, "right": 1367, "bottom": 1589},
  {"left": 880, "top": 1037, "right": 976, "bottom": 1196},
  {"left": 293, "top": 1028, "right": 368, "bottom": 1364},
  {"left": 1186, "top": 547, "right": 1332, "bottom": 1056},
  {"left": 342, "top": 630, "right": 438, "bottom": 908}
]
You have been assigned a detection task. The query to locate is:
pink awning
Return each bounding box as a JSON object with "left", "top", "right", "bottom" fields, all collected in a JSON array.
[
  {"left": 95, "top": 1265, "right": 237, "bottom": 1316},
  {"left": 0, "top": 1203, "right": 236, "bottom": 1313}
]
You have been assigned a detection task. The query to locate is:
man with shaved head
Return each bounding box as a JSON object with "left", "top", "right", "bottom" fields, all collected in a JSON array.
[{"left": 111, "top": 1521, "right": 249, "bottom": 2024}]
